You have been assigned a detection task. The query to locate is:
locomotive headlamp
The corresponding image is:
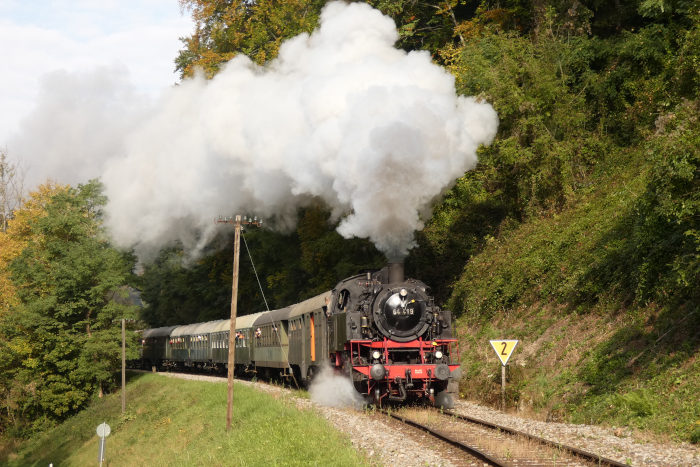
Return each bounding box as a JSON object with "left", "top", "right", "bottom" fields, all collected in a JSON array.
[
  {"left": 435, "top": 350, "right": 443, "bottom": 359},
  {"left": 372, "top": 350, "right": 381, "bottom": 360},
  {"left": 400, "top": 288, "right": 408, "bottom": 297}
]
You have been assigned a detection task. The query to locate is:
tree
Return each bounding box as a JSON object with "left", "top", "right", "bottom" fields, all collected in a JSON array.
[
  {"left": 176, "top": 0, "right": 325, "bottom": 77},
  {"left": 0, "top": 184, "right": 61, "bottom": 316},
  {"left": 0, "top": 150, "right": 24, "bottom": 234},
  {"left": 0, "top": 181, "right": 138, "bottom": 434},
  {"left": 138, "top": 204, "right": 386, "bottom": 327}
]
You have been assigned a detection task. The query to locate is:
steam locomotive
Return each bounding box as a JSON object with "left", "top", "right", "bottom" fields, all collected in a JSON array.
[{"left": 139, "top": 263, "right": 460, "bottom": 408}]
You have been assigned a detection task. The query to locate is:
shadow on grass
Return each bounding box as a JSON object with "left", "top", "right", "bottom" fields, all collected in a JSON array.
[
  {"left": 565, "top": 182, "right": 700, "bottom": 398},
  {"left": 5, "top": 370, "right": 154, "bottom": 466},
  {"left": 574, "top": 303, "right": 700, "bottom": 399}
]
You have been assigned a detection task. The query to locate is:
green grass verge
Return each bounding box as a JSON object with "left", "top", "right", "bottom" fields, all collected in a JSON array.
[{"left": 4, "top": 373, "right": 370, "bottom": 466}]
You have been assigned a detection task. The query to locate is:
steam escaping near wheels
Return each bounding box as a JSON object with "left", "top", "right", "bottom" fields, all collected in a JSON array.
[{"left": 308, "top": 364, "right": 365, "bottom": 410}]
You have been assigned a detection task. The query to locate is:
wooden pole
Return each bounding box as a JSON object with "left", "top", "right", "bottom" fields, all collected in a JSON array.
[
  {"left": 121, "top": 318, "right": 126, "bottom": 413},
  {"left": 226, "top": 215, "right": 242, "bottom": 431}
]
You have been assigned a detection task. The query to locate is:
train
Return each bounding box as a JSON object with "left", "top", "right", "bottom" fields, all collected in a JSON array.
[{"left": 138, "top": 263, "right": 461, "bottom": 408}]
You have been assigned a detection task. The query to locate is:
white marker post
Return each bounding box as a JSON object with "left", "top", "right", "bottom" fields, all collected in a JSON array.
[
  {"left": 96, "top": 422, "right": 111, "bottom": 466},
  {"left": 489, "top": 340, "right": 519, "bottom": 410}
]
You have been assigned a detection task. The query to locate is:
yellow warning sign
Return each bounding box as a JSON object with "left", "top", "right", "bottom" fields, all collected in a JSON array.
[{"left": 489, "top": 340, "right": 519, "bottom": 366}]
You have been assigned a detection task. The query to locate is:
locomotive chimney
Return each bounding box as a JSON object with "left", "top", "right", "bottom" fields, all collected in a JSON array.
[{"left": 388, "top": 261, "right": 404, "bottom": 283}]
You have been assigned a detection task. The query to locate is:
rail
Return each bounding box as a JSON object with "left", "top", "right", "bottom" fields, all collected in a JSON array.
[
  {"left": 443, "top": 409, "right": 628, "bottom": 467},
  {"left": 379, "top": 408, "right": 508, "bottom": 466}
]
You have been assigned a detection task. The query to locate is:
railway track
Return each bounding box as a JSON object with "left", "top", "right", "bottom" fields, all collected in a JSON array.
[
  {"left": 379, "top": 407, "right": 628, "bottom": 466},
  {"left": 442, "top": 409, "right": 628, "bottom": 466}
]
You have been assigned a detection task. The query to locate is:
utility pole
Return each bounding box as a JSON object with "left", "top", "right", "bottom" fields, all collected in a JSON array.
[
  {"left": 121, "top": 318, "right": 126, "bottom": 414},
  {"left": 216, "top": 215, "right": 262, "bottom": 431}
]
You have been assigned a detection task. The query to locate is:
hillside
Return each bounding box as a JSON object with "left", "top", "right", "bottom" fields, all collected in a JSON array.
[{"left": 447, "top": 103, "right": 699, "bottom": 442}]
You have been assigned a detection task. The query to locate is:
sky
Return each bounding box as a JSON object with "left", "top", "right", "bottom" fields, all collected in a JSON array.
[{"left": 0, "top": 0, "right": 193, "bottom": 144}]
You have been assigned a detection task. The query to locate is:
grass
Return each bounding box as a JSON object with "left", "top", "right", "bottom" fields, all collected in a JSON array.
[{"left": 4, "top": 372, "right": 371, "bottom": 466}]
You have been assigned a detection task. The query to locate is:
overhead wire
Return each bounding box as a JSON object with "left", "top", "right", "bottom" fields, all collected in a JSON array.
[
  {"left": 241, "top": 230, "right": 298, "bottom": 387},
  {"left": 241, "top": 231, "right": 270, "bottom": 312}
]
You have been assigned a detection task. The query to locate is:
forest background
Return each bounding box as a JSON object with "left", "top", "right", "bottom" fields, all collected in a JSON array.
[{"left": 0, "top": 0, "right": 697, "bottom": 444}]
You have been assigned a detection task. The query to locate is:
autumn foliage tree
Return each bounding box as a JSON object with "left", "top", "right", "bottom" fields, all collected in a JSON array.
[
  {"left": 0, "top": 184, "right": 59, "bottom": 316},
  {"left": 0, "top": 181, "right": 138, "bottom": 435},
  {"left": 176, "top": 0, "right": 326, "bottom": 77}
]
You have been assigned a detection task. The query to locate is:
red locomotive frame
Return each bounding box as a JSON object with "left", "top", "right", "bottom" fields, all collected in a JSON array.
[{"left": 338, "top": 337, "right": 459, "bottom": 405}]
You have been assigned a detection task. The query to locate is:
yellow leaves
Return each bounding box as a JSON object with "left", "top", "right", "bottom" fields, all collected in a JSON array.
[
  {"left": 178, "top": 0, "right": 322, "bottom": 78},
  {"left": 9, "top": 183, "right": 69, "bottom": 240},
  {"left": 6, "top": 337, "right": 34, "bottom": 361},
  {"left": 0, "top": 230, "right": 22, "bottom": 313},
  {"left": 0, "top": 183, "right": 69, "bottom": 314}
]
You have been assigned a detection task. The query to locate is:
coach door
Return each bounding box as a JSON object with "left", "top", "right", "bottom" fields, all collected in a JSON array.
[{"left": 310, "top": 314, "right": 315, "bottom": 362}]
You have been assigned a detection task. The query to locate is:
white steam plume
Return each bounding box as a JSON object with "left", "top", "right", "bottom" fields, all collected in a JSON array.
[
  {"left": 309, "top": 363, "right": 365, "bottom": 409},
  {"left": 10, "top": 2, "right": 498, "bottom": 259},
  {"left": 8, "top": 66, "right": 149, "bottom": 191}
]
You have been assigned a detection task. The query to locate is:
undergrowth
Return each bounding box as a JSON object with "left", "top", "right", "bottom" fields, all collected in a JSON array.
[{"left": 451, "top": 103, "right": 699, "bottom": 443}]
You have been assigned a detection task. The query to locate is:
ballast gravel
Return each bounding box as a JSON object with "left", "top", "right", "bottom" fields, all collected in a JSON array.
[
  {"left": 156, "top": 372, "right": 699, "bottom": 466},
  {"left": 452, "top": 400, "right": 699, "bottom": 467}
]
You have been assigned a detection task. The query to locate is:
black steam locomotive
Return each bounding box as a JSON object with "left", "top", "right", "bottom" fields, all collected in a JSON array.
[{"left": 139, "top": 263, "right": 460, "bottom": 407}]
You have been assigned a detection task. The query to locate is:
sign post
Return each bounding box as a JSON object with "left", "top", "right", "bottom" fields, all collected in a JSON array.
[
  {"left": 489, "top": 340, "right": 519, "bottom": 410},
  {"left": 96, "top": 422, "right": 111, "bottom": 466}
]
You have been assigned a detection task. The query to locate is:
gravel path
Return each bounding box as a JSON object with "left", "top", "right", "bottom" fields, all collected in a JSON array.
[{"left": 155, "top": 372, "right": 699, "bottom": 466}]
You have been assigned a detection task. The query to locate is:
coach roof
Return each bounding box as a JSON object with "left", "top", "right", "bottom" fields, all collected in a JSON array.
[
  {"left": 171, "top": 319, "right": 226, "bottom": 337},
  {"left": 288, "top": 291, "right": 331, "bottom": 319},
  {"left": 141, "top": 326, "right": 177, "bottom": 338},
  {"left": 253, "top": 307, "right": 293, "bottom": 326}
]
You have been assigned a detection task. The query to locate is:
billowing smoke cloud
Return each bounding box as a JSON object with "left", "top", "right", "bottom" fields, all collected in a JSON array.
[
  {"left": 9, "top": 65, "right": 149, "bottom": 191},
  {"left": 10, "top": 2, "right": 498, "bottom": 259}
]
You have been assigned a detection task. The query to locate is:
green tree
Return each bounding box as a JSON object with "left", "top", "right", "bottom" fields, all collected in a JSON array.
[
  {"left": 296, "top": 205, "right": 385, "bottom": 295},
  {"left": 139, "top": 205, "right": 385, "bottom": 327},
  {"left": 0, "top": 181, "right": 138, "bottom": 434}
]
